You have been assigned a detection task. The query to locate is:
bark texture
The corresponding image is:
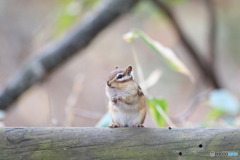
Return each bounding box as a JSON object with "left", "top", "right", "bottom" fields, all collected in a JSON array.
[{"left": 0, "top": 127, "right": 239, "bottom": 160}]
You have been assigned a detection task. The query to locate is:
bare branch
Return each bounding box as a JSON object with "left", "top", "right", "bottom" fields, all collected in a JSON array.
[
  {"left": 172, "top": 88, "right": 212, "bottom": 123},
  {"left": 204, "top": 0, "right": 219, "bottom": 91},
  {"left": 204, "top": 0, "right": 217, "bottom": 64},
  {"left": 0, "top": 0, "right": 139, "bottom": 110},
  {"left": 151, "top": 0, "right": 220, "bottom": 89}
]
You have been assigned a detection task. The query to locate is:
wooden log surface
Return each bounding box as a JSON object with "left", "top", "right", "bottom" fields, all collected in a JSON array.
[{"left": 0, "top": 127, "right": 239, "bottom": 160}]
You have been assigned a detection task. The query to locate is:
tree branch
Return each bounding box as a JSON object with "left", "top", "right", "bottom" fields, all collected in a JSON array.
[
  {"left": 204, "top": 0, "right": 219, "bottom": 90},
  {"left": 151, "top": 0, "right": 220, "bottom": 89},
  {"left": 0, "top": 0, "right": 139, "bottom": 110},
  {"left": 204, "top": 0, "right": 217, "bottom": 65},
  {"left": 0, "top": 127, "right": 239, "bottom": 159}
]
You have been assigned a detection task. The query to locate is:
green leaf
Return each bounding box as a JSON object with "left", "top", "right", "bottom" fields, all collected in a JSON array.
[
  {"left": 147, "top": 98, "right": 168, "bottom": 126},
  {"left": 95, "top": 112, "right": 111, "bottom": 127},
  {"left": 123, "top": 29, "right": 193, "bottom": 81},
  {"left": 207, "top": 108, "right": 225, "bottom": 120}
]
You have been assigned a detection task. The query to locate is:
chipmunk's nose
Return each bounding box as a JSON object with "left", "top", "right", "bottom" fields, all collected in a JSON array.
[{"left": 107, "top": 81, "right": 111, "bottom": 86}]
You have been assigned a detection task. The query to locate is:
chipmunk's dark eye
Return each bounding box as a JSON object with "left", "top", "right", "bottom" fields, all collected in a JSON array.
[{"left": 117, "top": 74, "right": 123, "bottom": 79}]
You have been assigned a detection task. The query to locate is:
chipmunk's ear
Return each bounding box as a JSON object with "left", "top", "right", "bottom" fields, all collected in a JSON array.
[
  {"left": 126, "top": 65, "right": 132, "bottom": 75},
  {"left": 115, "top": 66, "right": 118, "bottom": 69}
]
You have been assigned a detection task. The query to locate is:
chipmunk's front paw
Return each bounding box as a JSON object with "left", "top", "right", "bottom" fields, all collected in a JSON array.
[
  {"left": 111, "top": 96, "right": 122, "bottom": 104},
  {"left": 111, "top": 97, "right": 118, "bottom": 104},
  {"left": 117, "top": 96, "right": 122, "bottom": 101},
  {"left": 108, "top": 124, "right": 120, "bottom": 128}
]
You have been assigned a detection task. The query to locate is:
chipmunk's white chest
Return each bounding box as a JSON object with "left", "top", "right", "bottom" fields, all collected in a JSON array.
[{"left": 110, "top": 103, "right": 142, "bottom": 127}]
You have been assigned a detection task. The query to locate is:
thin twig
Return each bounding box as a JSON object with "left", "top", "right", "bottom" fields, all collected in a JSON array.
[
  {"left": 43, "top": 82, "right": 53, "bottom": 126},
  {"left": 172, "top": 88, "right": 212, "bottom": 122},
  {"left": 64, "top": 74, "right": 84, "bottom": 126},
  {"left": 131, "top": 46, "right": 147, "bottom": 94}
]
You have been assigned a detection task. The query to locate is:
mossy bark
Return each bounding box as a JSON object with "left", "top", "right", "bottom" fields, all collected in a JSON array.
[{"left": 0, "top": 128, "right": 239, "bottom": 160}]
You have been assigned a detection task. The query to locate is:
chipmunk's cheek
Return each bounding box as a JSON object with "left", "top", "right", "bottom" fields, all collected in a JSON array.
[{"left": 111, "top": 83, "right": 118, "bottom": 89}]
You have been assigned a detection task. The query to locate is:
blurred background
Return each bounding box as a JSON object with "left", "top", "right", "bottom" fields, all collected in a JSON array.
[{"left": 0, "top": 0, "right": 240, "bottom": 128}]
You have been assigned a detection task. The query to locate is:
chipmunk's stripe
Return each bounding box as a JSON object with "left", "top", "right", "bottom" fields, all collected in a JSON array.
[
  {"left": 117, "top": 76, "right": 133, "bottom": 83},
  {"left": 137, "top": 85, "right": 144, "bottom": 97},
  {"left": 108, "top": 70, "right": 124, "bottom": 81}
]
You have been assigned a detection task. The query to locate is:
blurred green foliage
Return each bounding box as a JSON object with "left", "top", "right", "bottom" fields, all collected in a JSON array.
[
  {"left": 54, "top": 0, "right": 80, "bottom": 37},
  {"left": 148, "top": 98, "right": 168, "bottom": 126},
  {"left": 164, "top": 0, "right": 187, "bottom": 4},
  {"left": 81, "top": 0, "right": 100, "bottom": 9},
  {"left": 207, "top": 108, "right": 224, "bottom": 121},
  {"left": 54, "top": 0, "right": 100, "bottom": 38}
]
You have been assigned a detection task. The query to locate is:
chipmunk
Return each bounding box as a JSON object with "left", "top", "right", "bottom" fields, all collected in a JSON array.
[{"left": 106, "top": 66, "right": 147, "bottom": 128}]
